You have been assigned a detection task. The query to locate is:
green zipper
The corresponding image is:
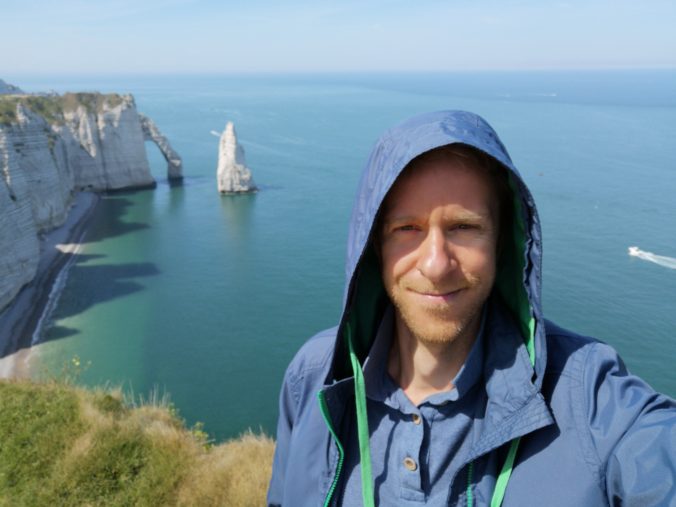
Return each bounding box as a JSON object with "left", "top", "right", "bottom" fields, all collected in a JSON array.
[
  {"left": 465, "top": 437, "right": 521, "bottom": 507},
  {"left": 318, "top": 390, "right": 345, "bottom": 507},
  {"left": 466, "top": 461, "right": 475, "bottom": 506}
]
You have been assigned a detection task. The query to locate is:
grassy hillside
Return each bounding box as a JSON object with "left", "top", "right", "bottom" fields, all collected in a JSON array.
[{"left": 0, "top": 379, "right": 274, "bottom": 506}]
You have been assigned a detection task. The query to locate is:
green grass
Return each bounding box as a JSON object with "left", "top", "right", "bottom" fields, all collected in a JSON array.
[
  {"left": 0, "top": 380, "right": 274, "bottom": 506},
  {"left": 0, "top": 97, "right": 21, "bottom": 126},
  {"left": 0, "top": 382, "right": 84, "bottom": 502},
  {"left": 0, "top": 93, "right": 126, "bottom": 126}
]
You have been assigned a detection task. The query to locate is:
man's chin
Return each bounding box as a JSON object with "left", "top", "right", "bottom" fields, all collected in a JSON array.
[
  {"left": 396, "top": 304, "right": 483, "bottom": 345},
  {"left": 401, "top": 316, "right": 467, "bottom": 344}
]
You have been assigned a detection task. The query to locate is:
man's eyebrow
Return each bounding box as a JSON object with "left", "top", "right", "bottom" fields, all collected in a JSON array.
[
  {"left": 449, "top": 210, "right": 488, "bottom": 221},
  {"left": 383, "top": 215, "right": 417, "bottom": 225},
  {"left": 382, "top": 210, "right": 490, "bottom": 226}
]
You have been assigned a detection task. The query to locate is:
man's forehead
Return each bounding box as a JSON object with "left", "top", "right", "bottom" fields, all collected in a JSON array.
[{"left": 385, "top": 160, "right": 494, "bottom": 207}]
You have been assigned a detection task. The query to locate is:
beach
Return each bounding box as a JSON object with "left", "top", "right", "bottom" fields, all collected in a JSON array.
[{"left": 0, "top": 191, "right": 99, "bottom": 378}]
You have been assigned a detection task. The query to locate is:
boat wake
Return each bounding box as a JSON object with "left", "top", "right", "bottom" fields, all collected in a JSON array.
[{"left": 628, "top": 246, "right": 676, "bottom": 270}]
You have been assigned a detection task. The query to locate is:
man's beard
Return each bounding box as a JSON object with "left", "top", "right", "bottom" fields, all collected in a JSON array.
[
  {"left": 387, "top": 272, "right": 489, "bottom": 346},
  {"left": 392, "top": 294, "right": 484, "bottom": 345}
]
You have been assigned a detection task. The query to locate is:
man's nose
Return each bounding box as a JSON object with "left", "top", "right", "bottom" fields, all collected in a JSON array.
[{"left": 415, "top": 228, "right": 457, "bottom": 281}]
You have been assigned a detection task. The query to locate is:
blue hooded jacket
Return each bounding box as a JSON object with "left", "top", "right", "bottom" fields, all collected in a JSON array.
[{"left": 267, "top": 111, "right": 676, "bottom": 506}]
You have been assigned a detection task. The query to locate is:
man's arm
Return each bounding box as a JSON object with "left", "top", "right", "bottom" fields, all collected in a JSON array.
[
  {"left": 583, "top": 342, "right": 676, "bottom": 506},
  {"left": 267, "top": 366, "right": 299, "bottom": 507}
]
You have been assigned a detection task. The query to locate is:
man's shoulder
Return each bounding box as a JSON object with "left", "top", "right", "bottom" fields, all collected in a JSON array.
[
  {"left": 544, "top": 318, "right": 598, "bottom": 345},
  {"left": 540, "top": 318, "right": 670, "bottom": 415},
  {"left": 284, "top": 326, "right": 337, "bottom": 388},
  {"left": 542, "top": 319, "right": 607, "bottom": 375}
]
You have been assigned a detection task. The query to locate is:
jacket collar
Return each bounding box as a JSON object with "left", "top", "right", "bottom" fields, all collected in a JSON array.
[
  {"left": 467, "top": 295, "right": 553, "bottom": 459},
  {"left": 321, "top": 294, "right": 554, "bottom": 458}
]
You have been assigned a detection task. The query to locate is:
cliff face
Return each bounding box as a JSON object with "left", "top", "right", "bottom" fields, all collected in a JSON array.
[
  {"left": 0, "top": 91, "right": 183, "bottom": 312},
  {"left": 3, "top": 105, "right": 74, "bottom": 231},
  {"left": 0, "top": 133, "right": 40, "bottom": 312},
  {"left": 58, "top": 96, "right": 156, "bottom": 190}
]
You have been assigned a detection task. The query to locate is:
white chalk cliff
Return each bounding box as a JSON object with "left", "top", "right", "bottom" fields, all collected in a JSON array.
[
  {"left": 216, "top": 122, "right": 257, "bottom": 194},
  {"left": 0, "top": 90, "right": 183, "bottom": 312},
  {"left": 0, "top": 129, "right": 40, "bottom": 312}
]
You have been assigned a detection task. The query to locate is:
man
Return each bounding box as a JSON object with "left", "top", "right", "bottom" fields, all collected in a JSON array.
[{"left": 268, "top": 111, "right": 676, "bottom": 506}]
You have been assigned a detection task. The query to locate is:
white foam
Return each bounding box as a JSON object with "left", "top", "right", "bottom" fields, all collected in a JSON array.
[{"left": 628, "top": 246, "right": 676, "bottom": 270}]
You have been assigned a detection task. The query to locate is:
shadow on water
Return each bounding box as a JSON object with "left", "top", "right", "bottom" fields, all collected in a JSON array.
[
  {"left": 44, "top": 325, "right": 79, "bottom": 341},
  {"left": 83, "top": 194, "right": 150, "bottom": 243},
  {"left": 41, "top": 258, "right": 161, "bottom": 344},
  {"left": 39, "top": 189, "right": 162, "bottom": 345},
  {"left": 1, "top": 189, "right": 162, "bottom": 359},
  {"left": 56, "top": 261, "right": 160, "bottom": 321}
]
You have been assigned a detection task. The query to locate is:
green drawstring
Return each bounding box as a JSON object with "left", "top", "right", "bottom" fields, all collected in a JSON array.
[
  {"left": 466, "top": 438, "right": 522, "bottom": 507},
  {"left": 490, "top": 438, "right": 521, "bottom": 506},
  {"left": 468, "top": 318, "right": 534, "bottom": 507},
  {"left": 347, "top": 322, "right": 375, "bottom": 507}
]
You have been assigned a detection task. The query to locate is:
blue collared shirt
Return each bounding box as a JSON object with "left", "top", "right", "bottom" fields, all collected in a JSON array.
[{"left": 338, "top": 304, "right": 486, "bottom": 506}]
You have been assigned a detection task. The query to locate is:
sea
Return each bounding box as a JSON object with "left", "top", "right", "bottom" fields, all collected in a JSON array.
[{"left": 10, "top": 70, "right": 676, "bottom": 442}]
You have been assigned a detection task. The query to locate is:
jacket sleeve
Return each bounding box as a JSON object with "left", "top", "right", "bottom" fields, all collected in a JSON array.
[
  {"left": 582, "top": 342, "right": 676, "bottom": 506},
  {"left": 267, "top": 365, "right": 300, "bottom": 507}
]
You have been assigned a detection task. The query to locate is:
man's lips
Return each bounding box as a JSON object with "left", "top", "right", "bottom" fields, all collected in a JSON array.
[{"left": 408, "top": 288, "right": 464, "bottom": 303}]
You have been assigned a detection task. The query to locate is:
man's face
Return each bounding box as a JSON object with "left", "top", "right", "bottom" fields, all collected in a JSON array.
[{"left": 379, "top": 156, "right": 499, "bottom": 345}]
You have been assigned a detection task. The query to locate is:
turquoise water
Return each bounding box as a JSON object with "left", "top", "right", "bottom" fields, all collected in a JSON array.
[{"left": 14, "top": 71, "right": 676, "bottom": 441}]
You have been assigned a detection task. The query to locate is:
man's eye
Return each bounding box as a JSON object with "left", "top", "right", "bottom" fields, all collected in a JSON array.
[
  {"left": 395, "top": 225, "right": 418, "bottom": 232},
  {"left": 455, "top": 223, "right": 477, "bottom": 231}
]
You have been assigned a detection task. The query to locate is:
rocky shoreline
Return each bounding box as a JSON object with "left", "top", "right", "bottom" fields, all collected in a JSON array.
[{"left": 0, "top": 192, "right": 100, "bottom": 378}]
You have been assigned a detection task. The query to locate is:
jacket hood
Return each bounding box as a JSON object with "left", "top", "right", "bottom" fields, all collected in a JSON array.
[{"left": 330, "top": 110, "right": 546, "bottom": 388}]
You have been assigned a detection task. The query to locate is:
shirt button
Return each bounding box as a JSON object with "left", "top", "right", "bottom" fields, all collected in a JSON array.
[
  {"left": 411, "top": 413, "right": 421, "bottom": 425},
  {"left": 403, "top": 457, "right": 418, "bottom": 471}
]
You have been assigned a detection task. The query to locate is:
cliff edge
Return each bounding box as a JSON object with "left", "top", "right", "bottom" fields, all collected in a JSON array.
[{"left": 0, "top": 379, "right": 274, "bottom": 505}]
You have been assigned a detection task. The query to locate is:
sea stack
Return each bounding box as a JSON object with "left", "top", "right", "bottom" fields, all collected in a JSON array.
[{"left": 216, "top": 122, "right": 257, "bottom": 194}]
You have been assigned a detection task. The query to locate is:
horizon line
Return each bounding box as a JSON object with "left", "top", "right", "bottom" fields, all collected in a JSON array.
[{"left": 4, "top": 65, "right": 676, "bottom": 78}]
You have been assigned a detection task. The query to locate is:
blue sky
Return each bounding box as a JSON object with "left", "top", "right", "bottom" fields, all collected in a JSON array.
[{"left": 2, "top": 0, "right": 675, "bottom": 73}]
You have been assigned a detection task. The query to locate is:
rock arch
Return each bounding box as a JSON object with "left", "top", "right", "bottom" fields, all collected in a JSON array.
[{"left": 139, "top": 114, "right": 183, "bottom": 181}]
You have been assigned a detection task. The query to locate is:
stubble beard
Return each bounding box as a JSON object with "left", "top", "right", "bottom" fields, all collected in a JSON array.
[{"left": 388, "top": 276, "right": 490, "bottom": 346}]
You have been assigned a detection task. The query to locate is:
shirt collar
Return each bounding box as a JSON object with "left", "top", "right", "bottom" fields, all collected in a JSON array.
[{"left": 363, "top": 303, "right": 486, "bottom": 409}]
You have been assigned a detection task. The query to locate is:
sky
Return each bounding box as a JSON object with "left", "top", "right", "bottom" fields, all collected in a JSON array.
[{"left": 1, "top": 0, "right": 675, "bottom": 74}]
